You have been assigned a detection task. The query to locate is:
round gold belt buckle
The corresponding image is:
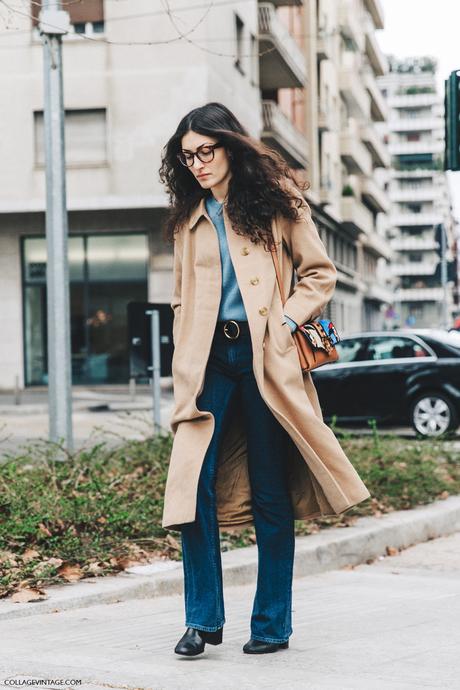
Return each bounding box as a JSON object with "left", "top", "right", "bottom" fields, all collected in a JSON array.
[{"left": 223, "top": 320, "right": 240, "bottom": 339}]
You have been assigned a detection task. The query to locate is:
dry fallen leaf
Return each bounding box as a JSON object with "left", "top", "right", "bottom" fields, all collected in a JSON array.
[
  {"left": 165, "top": 534, "right": 181, "bottom": 551},
  {"left": 386, "top": 546, "right": 399, "bottom": 556},
  {"left": 12, "top": 587, "right": 48, "bottom": 603},
  {"left": 439, "top": 490, "right": 449, "bottom": 500},
  {"left": 21, "top": 549, "right": 40, "bottom": 563},
  {"left": 57, "top": 563, "right": 84, "bottom": 582},
  {"left": 38, "top": 523, "right": 52, "bottom": 538}
]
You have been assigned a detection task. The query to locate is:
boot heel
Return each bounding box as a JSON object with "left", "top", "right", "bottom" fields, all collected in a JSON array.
[{"left": 201, "top": 627, "right": 223, "bottom": 645}]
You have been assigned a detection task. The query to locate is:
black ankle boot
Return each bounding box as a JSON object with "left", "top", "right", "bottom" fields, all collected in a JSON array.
[
  {"left": 174, "top": 626, "right": 223, "bottom": 656},
  {"left": 242, "top": 638, "right": 289, "bottom": 654}
]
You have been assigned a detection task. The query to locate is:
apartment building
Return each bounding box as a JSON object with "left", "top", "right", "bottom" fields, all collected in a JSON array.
[
  {"left": 378, "top": 56, "right": 457, "bottom": 327},
  {"left": 294, "top": 0, "right": 393, "bottom": 334},
  {"left": 0, "top": 0, "right": 391, "bottom": 390}
]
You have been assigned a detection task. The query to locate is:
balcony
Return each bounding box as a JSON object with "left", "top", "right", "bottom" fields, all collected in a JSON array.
[
  {"left": 390, "top": 167, "right": 437, "bottom": 179},
  {"left": 360, "top": 123, "right": 390, "bottom": 168},
  {"left": 364, "top": 0, "right": 385, "bottom": 29},
  {"left": 258, "top": 4, "right": 307, "bottom": 89},
  {"left": 388, "top": 93, "right": 439, "bottom": 109},
  {"left": 389, "top": 140, "right": 444, "bottom": 156},
  {"left": 361, "top": 231, "right": 392, "bottom": 260},
  {"left": 339, "top": 52, "right": 370, "bottom": 118},
  {"left": 364, "top": 19, "right": 387, "bottom": 76},
  {"left": 338, "top": 1, "right": 365, "bottom": 52},
  {"left": 269, "top": 0, "right": 302, "bottom": 5},
  {"left": 389, "top": 117, "right": 443, "bottom": 132},
  {"left": 320, "top": 176, "right": 335, "bottom": 205},
  {"left": 318, "top": 102, "right": 333, "bottom": 131},
  {"left": 390, "top": 237, "right": 439, "bottom": 251},
  {"left": 394, "top": 287, "right": 445, "bottom": 302},
  {"left": 363, "top": 69, "right": 388, "bottom": 121},
  {"left": 361, "top": 177, "right": 390, "bottom": 213},
  {"left": 390, "top": 187, "right": 441, "bottom": 203},
  {"left": 340, "top": 119, "right": 373, "bottom": 175},
  {"left": 391, "top": 212, "right": 444, "bottom": 227},
  {"left": 261, "top": 100, "right": 308, "bottom": 169},
  {"left": 391, "top": 262, "right": 437, "bottom": 276},
  {"left": 341, "top": 196, "right": 374, "bottom": 235},
  {"left": 317, "top": 29, "right": 334, "bottom": 62}
]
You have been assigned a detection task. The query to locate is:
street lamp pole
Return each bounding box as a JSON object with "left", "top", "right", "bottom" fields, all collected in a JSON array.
[{"left": 40, "top": 1, "right": 73, "bottom": 449}]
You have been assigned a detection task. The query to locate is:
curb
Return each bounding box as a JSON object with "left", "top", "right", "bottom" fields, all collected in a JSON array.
[{"left": 0, "top": 495, "right": 459, "bottom": 621}]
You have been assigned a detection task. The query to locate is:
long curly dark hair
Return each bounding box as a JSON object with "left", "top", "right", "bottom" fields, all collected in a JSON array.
[{"left": 159, "top": 102, "right": 309, "bottom": 251}]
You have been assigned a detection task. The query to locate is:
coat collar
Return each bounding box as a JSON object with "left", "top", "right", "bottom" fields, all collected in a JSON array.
[{"left": 188, "top": 196, "right": 208, "bottom": 230}]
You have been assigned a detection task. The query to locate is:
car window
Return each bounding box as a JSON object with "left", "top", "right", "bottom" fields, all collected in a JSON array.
[
  {"left": 366, "top": 337, "right": 430, "bottom": 361},
  {"left": 335, "top": 339, "right": 370, "bottom": 363}
]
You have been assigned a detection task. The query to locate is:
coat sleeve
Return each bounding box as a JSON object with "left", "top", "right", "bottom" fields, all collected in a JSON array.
[
  {"left": 281, "top": 200, "right": 337, "bottom": 326},
  {"left": 171, "top": 229, "right": 184, "bottom": 346}
]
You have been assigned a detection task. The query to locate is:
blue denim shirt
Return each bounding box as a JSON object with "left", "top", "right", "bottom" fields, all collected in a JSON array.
[{"left": 205, "top": 194, "right": 297, "bottom": 332}]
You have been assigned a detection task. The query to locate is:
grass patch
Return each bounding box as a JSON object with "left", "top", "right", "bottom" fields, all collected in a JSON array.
[{"left": 0, "top": 425, "right": 459, "bottom": 598}]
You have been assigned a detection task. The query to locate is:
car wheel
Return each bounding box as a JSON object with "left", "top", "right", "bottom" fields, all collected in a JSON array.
[{"left": 410, "top": 392, "right": 458, "bottom": 437}]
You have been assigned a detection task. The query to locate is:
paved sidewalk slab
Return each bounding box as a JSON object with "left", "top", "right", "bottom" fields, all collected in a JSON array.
[
  {"left": 0, "top": 495, "right": 459, "bottom": 621},
  {"left": 0, "top": 532, "right": 459, "bottom": 690}
]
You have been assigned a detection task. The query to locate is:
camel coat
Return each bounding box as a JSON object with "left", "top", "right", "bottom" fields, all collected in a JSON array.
[{"left": 162, "top": 190, "right": 371, "bottom": 531}]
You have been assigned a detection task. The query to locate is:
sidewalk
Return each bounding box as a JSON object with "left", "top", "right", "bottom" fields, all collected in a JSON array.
[{"left": 0, "top": 526, "right": 459, "bottom": 689}]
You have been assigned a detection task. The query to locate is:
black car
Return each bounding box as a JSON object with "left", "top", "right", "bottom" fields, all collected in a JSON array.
[{"left": 311, "top": 329, "right": 460, "bottom": 437}]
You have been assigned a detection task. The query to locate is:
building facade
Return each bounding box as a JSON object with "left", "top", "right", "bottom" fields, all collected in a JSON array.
[
  {"left": 378, "top": 56, "right": 457, "bottom": 328},
  {"left": 0, "top": 0, "right": 391, "bottom": 390}
]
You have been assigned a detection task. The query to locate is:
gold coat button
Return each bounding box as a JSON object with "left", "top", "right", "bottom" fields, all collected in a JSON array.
[
  {"left": 250, "top": 277, "right": 259, "bottom": 285},
  {"left": 241, "top": 247, "right": 250, "bottom": 255},
  {"left": 259, "top": 307, "right": 268, "bottom": 316}
]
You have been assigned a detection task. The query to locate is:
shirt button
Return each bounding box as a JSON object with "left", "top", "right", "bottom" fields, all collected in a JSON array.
[
  {"left": 241, "top": 247, "right": 250, "bottom": 255},
  {"left": 259, "top": 307, "right": 268, "bottom": 316},
  {"left": 250, "top": 277, "right": 259, "bottom": 285}
]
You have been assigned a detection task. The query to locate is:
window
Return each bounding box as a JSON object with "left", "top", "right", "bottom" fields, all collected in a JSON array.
[
  {"left": 34, "top": 108, "right": 107, "bottom": 167},
  {"left": 234, "top": 14, "right": 245, "bottom": 75},
  {"left": 335, "top": 338, "right": 370, "bottom": 363},
  {"left": 366, "top": 337, "right": 430, "bottom": 361},
  {"left": 31, "top": 0, "right": 104, "bottom": 34}
]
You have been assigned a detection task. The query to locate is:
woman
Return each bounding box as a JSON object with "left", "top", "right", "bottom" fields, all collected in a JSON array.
[{"left": 159, "top": 102, "right": 370, "bottom": 657}]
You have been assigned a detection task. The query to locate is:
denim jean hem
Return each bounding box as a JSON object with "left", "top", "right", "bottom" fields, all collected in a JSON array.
[
  {"left": 186, "top": 620, "right": 225, "bottom": 632},
  {"left": 250, "top": 632, "right": 291, "bottom": 644}
]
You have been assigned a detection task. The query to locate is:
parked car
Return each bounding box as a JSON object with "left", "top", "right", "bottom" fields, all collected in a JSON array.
[{"left": 310, "top": 329, "right": 460, "bottom": 437}]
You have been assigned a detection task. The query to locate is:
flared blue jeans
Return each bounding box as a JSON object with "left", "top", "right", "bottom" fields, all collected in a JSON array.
[{"left": 180, "top": 325, "right": 295, "bottom": 644}]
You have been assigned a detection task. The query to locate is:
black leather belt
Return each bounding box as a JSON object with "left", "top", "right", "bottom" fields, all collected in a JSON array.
[{"left": 215, "top": 320, "right": 250, "bottom": 339}]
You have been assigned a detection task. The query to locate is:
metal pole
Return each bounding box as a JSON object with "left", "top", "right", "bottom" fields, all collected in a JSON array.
[
  {"left": 147, "top": 309, "right": 162, "bottom": 434},
  {"left": 40, "top": 2, "right": 73, "bottom": 449},
  {"left": 440, "top": 224, "right": 449, "bottom": 329}
]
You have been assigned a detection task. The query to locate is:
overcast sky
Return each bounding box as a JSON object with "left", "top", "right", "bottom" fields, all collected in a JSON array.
[{"left": 378, "top": 0, "right": 460, "bottom": 221}]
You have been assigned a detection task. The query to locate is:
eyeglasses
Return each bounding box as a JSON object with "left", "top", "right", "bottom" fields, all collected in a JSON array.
[{"left": 177, "top": 143, "right": 223, "bottom": 167}]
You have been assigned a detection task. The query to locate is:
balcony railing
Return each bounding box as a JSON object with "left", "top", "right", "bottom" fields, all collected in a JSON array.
[
  {"left": 364, "top": 0, "right": 385, "bottom": 29},
  {"left": 361, "top": 177, "right": 390, "bottom": 213},
  {"left": 390, "top": 237, "right": 439, "bottom": 251},
  {"left": 339, "top": 52, "right": 370, "bottom": 118},
  {"left": 363, "top": 69, "right": 388, "bottom": 121},
  {"left": 391, "top": 262, "right": 437, "bottom": 276},
  {"left": 389, "top": 117, "right": 443, "bottom": 132},
  {"left": 360, "top": 123, "right": 390, "bottom": 168},
  {"left": 394, "top": 287, "right": 445, "bottom": 301},
  {"left": 388, "top": 93, "right": 439, "bottom": 108},
  {"left": 340, "top": 118, "right": 373, "bottom": 175},
  {"left": 390, "top": 187, "right": 441, "bottom": 202},
  {"left": 364, "top": 16, "right": 387, "bottom": 76},
  {"left": 261, "top": 100, "right": 308, "bottom": 169},
  {"left": 258, "top": 4, "right": 306, "bottom": 89},
  {"left": 341, "top": 196, "right": 374, "bottom": 235},
  {"left": 391, "top": 212, "right": 444, "bottom": 227},
  {"left": 389, "top": 140, "right": 444, "bottom": 155}
]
